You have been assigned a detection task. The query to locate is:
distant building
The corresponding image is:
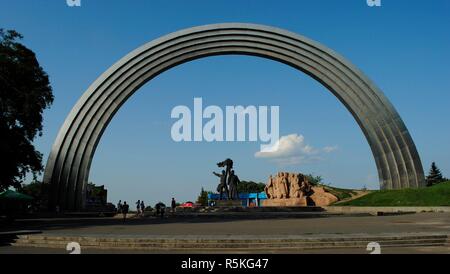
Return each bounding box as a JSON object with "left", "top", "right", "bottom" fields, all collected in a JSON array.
[{"left": 207, "top": 192, "right": 267, "bottom": 207}]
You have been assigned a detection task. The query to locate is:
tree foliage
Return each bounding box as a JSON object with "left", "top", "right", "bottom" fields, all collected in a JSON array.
[
  {"left": 237, "top": 181, "right": 265, "bottom": 193},
  {"left": 20, "top": 180, "right": 49, "bottom": 210},
  {"left": 426, "top": 162, "right": 445, "bottom": 187},
  {"left": 0, "top": 29, "right": 53, "bottom": 191},
  {"left": 305, "top": 174, "right": 323, "bottom": 186},
  {"left": 196, "top": 187, "right": 209, "bottom": 206}
]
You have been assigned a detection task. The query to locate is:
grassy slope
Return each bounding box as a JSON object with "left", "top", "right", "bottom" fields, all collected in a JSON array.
[
  {"left": 338, "top": 181, "right": 450, "bottom": 206},
  {"left": 321, "top": 185, "right": 358, "bottom": 201}
]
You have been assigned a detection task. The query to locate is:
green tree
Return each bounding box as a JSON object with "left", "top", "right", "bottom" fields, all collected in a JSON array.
[
  {"left": 20, "top": 180, "right": 49, "bottom": 211},
  {"left": 196, "top": 187, "right": 209, "bottom": 206},
  {"left": 0, "top": 29, "right": 53, "bottom": 191},
  {"left": 305, "top": 174, "right": 323, "bottom": 186},
  {"left": 426, "top": 162, "right": 445, "bottom": 186},
  {"left": 237, "top": 181, "right": 265, "bottom": 193},
  {"left": 20, "top": 180, "right": 44, "bottom": 199}
]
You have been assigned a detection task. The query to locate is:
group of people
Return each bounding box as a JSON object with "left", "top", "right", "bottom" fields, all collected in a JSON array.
[
  {"left": 154, "top": 198, "right": 177, "bottom": 218},
  {"left": 116, "top": 200, "right": 145, "bottom": 220},
  {"left": 213, "top": 158, "right": 241, "bottom": 200},
  {"left": 135, "top": 200, "right": 146, "bottom": 216},
  {"left": 116, "top": 198, "right": 178, "bottom": 221},
  {"left": 116, "top": 200, "right": 130, "bottom": 221}
]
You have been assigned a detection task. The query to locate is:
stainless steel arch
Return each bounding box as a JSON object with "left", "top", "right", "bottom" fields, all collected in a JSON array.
[{"left": 43, "top": 23, "right": 425, "bottom": 210}]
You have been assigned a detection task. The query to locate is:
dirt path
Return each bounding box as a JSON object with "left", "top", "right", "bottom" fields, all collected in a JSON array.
[{"left": 333, "top": 190, "right": 371, "bottom": 205}]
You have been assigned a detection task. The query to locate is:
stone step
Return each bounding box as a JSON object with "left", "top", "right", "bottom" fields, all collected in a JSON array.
[
  {"left": 12, "top": 240, "right": 445, "bottom": 249},
  {"left": 15, "top": 236, "right": 447, "bottom": 244},
  {"left": 177, "top": 206, "right": 325, "bottom": 213},
  {"left": 14, "top": 237, "right": 447, "bottom": 245},
  {"left": 16, "top": 234, "right": 448, "bottom": 242},
  {"left": 11, "top": 241, "right": 445, "bottom": 251},
  {"left": 11, "top": 234, "right": 448, "bottom": 250}
]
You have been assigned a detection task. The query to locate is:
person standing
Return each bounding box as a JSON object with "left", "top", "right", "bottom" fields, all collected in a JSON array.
[
  {"left": 160, "top": 204, "right": 165, "bottom": 219},
  {"left": 117, "top": 200, "right": 122, "bottom": 214},
  {"left": 140, "top": 200, "right": 145, "bottom": 217},
  {"left": 136, "top": 200, "right": 141, "bottom": 215},
  {"left": 122, "top": 201, "right": 129, "bottom": 222},
  {"left": 171, "top": 198, "right": 176, "bottom": 214},
  {"left": 155, "top": 202, "right": 162, "bottom": 217}
]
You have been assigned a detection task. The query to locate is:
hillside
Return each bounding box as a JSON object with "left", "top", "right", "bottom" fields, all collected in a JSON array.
[{"left": 338, "top": 181, "right": 450, "bottom": 206}]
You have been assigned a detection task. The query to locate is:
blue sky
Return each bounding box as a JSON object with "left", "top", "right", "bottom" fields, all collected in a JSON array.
[{"left": 1, "top": 0, "right": 449, "bottom": 206}]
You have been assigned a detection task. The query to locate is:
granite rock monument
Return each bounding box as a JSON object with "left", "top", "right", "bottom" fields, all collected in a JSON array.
[{"left": 263, "top": 172, "right": 338, "bottom": 207}]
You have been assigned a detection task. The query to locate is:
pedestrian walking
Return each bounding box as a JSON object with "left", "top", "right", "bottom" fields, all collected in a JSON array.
[
  {"left": 117, "top": 200, "right": 122, "bottom": 214},
  {"left": 140, "top": 200, "right": 145, "bottom": 217},
  {"left": 122, "top": 201, "right": 129, "bottom": 222},
  {"left": 160, "top": 204, "right": 165, "bottom": 219},
  {"left": 155, "top": 202, "right": 166, "bottom": 219},
  {"left": 136, "top": 200, "right": 141, "bottom": 215},
  {"left": 171, "top": 198, "right": 176, "bottom": 214}
]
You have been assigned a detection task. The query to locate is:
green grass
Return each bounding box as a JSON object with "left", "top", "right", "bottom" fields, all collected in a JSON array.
[
  {"left": 338, "top": 181, "right": 450, "bottom": 206},
  {"left": 321, "top": 185, "right": 358, "bottom": 201}
]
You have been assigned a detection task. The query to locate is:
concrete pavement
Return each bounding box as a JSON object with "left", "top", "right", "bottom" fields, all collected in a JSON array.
[
  {"left": 1, "top": 212, "right": 449, "bottom": 254},
  {"left": 2, "top": 212, "right": 449, "bottom": 236}
]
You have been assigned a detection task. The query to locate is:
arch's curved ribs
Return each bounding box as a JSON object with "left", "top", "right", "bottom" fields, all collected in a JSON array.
[{"left": 43, "top": 23, "right": 425, "bottom": 210}]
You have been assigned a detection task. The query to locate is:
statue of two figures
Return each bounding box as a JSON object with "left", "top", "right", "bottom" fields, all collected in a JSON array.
[{"left": 213, "top": 158, "right": 240, "bottom": 200}]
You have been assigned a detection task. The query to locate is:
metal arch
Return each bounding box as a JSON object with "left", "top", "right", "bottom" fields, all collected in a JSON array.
[{"left": 43, "top": 23, "right": 425, "bottom": 210}]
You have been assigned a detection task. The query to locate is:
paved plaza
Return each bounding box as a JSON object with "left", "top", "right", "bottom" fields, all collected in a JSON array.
[
  {"left": 1, "top": 212, "right": 449, "bottom": 254},
  {"left": 2, "top": 212, "right": 449, "bottom": 236},
  {"left": 1, "top": 245, "right": 449, "bottom": 254}
]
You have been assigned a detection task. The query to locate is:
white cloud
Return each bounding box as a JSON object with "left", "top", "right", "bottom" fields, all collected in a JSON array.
[
  {"left": 323, "top": 146, "right": 339, "bottom": 153},
  {"left": 255, "top": 134, "right": 337, "bottom": 165}
]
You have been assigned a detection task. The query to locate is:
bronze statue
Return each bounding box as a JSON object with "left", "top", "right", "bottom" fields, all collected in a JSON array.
[
  {"left": 228, "top": 170, "right": 240, "bottom": 200},
  {"left": 213, "top": 170, "right": 229, "bottom": 200},
  {"left": 217, "top": 158, "right": 234, "bottom": 192}
]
